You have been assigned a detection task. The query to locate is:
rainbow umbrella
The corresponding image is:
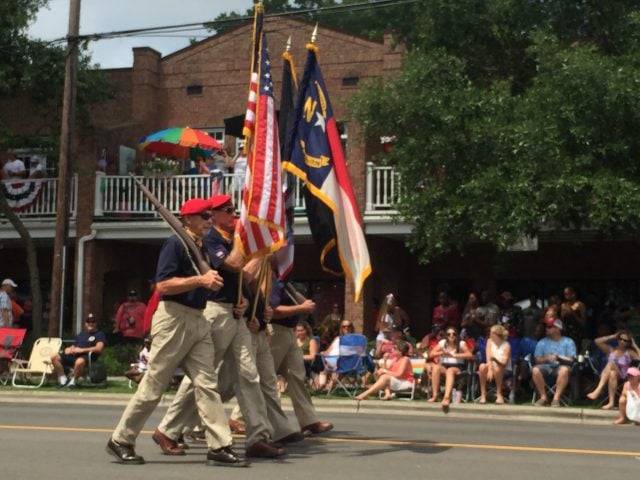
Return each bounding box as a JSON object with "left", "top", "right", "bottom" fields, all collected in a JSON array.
[{"left": 138, "top": 127, "right": 222, "bottom": 160}]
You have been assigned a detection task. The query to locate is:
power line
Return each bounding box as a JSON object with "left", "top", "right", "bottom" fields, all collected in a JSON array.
[{"left": 46, "top": 0, "right": 417, "bottom": 45}]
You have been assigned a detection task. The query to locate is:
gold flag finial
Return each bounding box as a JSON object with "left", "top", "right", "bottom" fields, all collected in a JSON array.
[
  {"left": 311, "top": 23, "right": 318, "bottom": 44},
  {"left": 286, "top": 36, "right": 292, "bottom": 52}
]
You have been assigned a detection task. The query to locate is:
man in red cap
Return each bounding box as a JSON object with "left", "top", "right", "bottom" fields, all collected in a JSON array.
[
  {"left": 107, "top": 198, "right": 248, "bottom": 467},
  {"left": 155, "top": 194, "right": 285, "bottom": 459}
]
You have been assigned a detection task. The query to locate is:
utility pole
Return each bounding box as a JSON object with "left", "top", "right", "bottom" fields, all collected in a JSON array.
[{"left": 49, "top": 0, "right": 81, "bottom": 337}]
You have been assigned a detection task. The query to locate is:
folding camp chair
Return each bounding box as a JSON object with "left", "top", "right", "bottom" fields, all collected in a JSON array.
[
  {"left": 322, "top": 333, "right": 369, "bottom": 398},
  {"left": 11, "top": 337, "right": 62, "bottom": 388},
  {"left": 0, "top": 328, "right": 27, "bottom": 385},
  {"left": 379, "top": 357, "right": 423, "bottom": 400}
]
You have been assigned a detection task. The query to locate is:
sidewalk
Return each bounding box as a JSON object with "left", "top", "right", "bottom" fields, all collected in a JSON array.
[{"left": 0, "top": 386, "right": 619, "bottom": 426}]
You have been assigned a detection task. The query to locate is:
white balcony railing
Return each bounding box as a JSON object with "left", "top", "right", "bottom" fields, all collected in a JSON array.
[
  {"left": 1, "top": 176, "right": 77, "bottom": 218},
  {"left": 96, "top": 164, "right": 399, "bottom": 218},
  {"left": 1, "top": 166, "right": 398, "bottom": 222}
]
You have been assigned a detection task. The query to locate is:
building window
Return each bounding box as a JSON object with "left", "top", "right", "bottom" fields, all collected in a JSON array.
[
  {"left": 201, "top": 128, "right": 225, "bottom": 147},
  {"left": 337, "top": 121, "right": 347, "bottom": 153},
  {"left": 342, "top": 76, "right": 359, "bottom": 87},
  {"left": 186, "top": 84, "right": 203, "bottom": 96}
]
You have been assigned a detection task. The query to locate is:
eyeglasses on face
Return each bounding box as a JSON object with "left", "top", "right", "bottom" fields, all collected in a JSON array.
[
  {"left": 446, "top": 332, "right": 457, "bottom": 337},
  {"left": 199, "top": 211, "right": 213, "bottom": 220},
  {"left": 341, "top": 324, "right": 353, "bottom": 329},
  {"left": 215, "top": 206, "right": 235, "bottom": 214},
  {"left": 619, "top": 337, "right": 631, "bottom": 342}
]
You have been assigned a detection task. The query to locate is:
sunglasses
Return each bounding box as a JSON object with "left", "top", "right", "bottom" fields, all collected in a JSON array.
[
  {"left": 446, "top": 332, "right": 457, "bottom": 337},
  {"left": 341, "top": 325, "right": 353, "bottom": 329},
  {"left": 86, "top": 320, "right": 96, "bottom": 324},
  {"left": 199, "top": 211, "right": 213, "bottom": 220},
  {"left": 619, "top": 337, "right": 631, "bottom": 343},
  {"left": 215, "top": 206, "right": 235, "bottom": 214}
]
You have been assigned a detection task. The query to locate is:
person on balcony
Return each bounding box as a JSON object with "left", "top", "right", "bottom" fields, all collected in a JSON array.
[
  {"left": 3, "top": 153, "right": 25, "bottom": 179},
  {"left": 28, "top": 156, "right": 45, "bottom": 178}
]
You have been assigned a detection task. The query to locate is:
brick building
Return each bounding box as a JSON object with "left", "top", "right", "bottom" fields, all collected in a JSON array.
[{"left": 2, "top": 18, "right": 639, "bottom": 341}]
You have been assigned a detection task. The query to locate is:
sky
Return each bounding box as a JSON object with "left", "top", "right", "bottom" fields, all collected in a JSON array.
[{"left": 28, "top": 0, "right": 255, "bottom": 68}]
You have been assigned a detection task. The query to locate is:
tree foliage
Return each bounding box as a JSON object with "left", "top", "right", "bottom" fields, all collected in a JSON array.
[
  {"left": 208, "top": 0, "right": 415, "bottom": 41},
  {"left": 0, "top": 0, "right": 110, "bottom": 151},
  {"left": 350, "top": 0, "right": 640, "bottom": 263}
]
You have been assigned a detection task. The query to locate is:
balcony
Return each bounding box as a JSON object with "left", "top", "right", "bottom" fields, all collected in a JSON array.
[{"left": 1, "top": 164, "right": 408, "bottom": 240}]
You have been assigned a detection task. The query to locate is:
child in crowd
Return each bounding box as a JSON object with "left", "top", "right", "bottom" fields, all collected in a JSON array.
[
  {"left": 125, "top": 336, "right": 151, "bottom": 384},
  {"left": 615, "top": 366, "right": 640, "bottom": 425}
]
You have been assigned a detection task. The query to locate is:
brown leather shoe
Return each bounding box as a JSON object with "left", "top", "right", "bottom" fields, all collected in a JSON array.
[
  {"left": 246, "top": 440, "right": 285, "bottom": 458},
  {"left": 301, "top": 421, "right": 334, "bottom": 436},
  {"left": 152, "top": 429, "right": 186, "bottom": 455},
  {"left": 275, "top": 431, "right": 305, "bottom": 444},
  {"left": 228, "top": 419, "right": 246, "bottom": 434}
]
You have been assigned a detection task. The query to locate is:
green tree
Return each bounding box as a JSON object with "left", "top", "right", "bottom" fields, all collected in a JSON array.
[
  {"left": 350, "top": 1, "right": 640, "bottom": 263},
  {"left": 208, "top": 0, "right": 415, "bottom": 41},
  {"left": 0, "top": 0, "right": 109, "bottom": 336}
]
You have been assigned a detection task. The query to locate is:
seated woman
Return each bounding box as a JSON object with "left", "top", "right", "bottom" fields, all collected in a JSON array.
[
  {"left": 355, "top": 340, "right": 413, "bottom": 401},
  {"left": 428, "top": 326, "right": 473, "bottom": 408},
  {"left": 295, "top": 320, "right": 320, "bottom": 388},
  {"left": 320, "top": 320, "right": 355, "bottom": 392},
  {"left": 587, "top": 330, "right": 640, "bottom": 409},
  {"left": 615, "top": 366, "right": 640, "bottom": 424},
  {"left": 478, "top": 325, "right": 512, "bottom": 404}
]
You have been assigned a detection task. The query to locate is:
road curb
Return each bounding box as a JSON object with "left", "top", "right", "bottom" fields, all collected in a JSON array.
[{"left": 0, "top": 390, "right": 618, "bottom": 425}]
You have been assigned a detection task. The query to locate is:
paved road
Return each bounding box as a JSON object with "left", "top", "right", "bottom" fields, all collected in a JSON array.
[{"left": 0, "top": 402, "right": 638, "bottom": 480}]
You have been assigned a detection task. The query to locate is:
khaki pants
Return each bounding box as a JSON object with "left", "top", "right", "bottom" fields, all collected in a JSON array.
[
  {"left": 270, "top": 323, "right": 318, "bottom": 428},
  {"left": 251, "top": 329, "right": 298, "bottom": 440},
  {"left": 112, "top": 301, "right": 232, "bottom": 450},
  {"left": 158, "top": 301, "right": 271, "bottom": 446}
]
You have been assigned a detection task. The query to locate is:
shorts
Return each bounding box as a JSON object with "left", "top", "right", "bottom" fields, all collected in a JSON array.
[
  {"left": 60, "top": 353, "right": 89, "bottom": 367},
  {"left": 390, "top": 378, "right": 414, "bottom": 391},
  {"left": 535, "top": 363, "right": 568, "bottom": 382}
]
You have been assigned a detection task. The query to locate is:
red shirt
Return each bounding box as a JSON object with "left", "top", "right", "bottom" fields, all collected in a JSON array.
[
  {"left": 116, "top": 300, "right": 147, "bottom": 339},
  {"left": 432, "top": 303, "right": 461, "bottom": 328},
  {"left": 143, "top": 290, "right": 160, "bottom": 335}
]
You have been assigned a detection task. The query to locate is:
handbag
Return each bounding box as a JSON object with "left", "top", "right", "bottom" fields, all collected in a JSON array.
[{"left": 625, "top": 388, "right": 640, "bottom": 423}]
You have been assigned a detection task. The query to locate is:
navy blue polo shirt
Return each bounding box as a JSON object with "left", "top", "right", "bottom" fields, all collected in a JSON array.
[
  {"left": 156, "top": 235, "right": 209, "bottom": 310},
  {"left": 270, "top": 275, "right": 298, "bottom": 328},
  {"left": 204, "top": 228, "right": 240, "bottom": 304},
  {"left": 75, "top": 329, "right": 107, "bottom": 348}
]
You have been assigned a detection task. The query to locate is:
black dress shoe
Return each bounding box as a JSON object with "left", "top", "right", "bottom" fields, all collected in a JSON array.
[
  {"left": 106, "top": 438, "right": 145, "bottom": 465},
  {"left": 246, "top": 440, "right": 285, "bottom": 458},
  {"left": 176, "top": 434, "right": 189, "bottom": 450},
  {"left": 206, "top": 446, "right": 250, "bottom": 467},
  {"left": 274, "top": 431, "right": 305, "bottom": 444}
]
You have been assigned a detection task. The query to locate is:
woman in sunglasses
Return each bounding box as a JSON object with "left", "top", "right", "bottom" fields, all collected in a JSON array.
[
  {"left": 428, "top": 326, "right": 473, "bottom": 408},
  {"left": 587, "top": 329, "right": 640, "bottom": 409}
]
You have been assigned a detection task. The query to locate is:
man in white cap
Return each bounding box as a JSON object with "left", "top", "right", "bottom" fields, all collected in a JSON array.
[
  {"left": 0, "top": 279, "right": 17, "bottom": 327},
  {"left": 532, "top": 317, "right": 576, "bottom": 407}
]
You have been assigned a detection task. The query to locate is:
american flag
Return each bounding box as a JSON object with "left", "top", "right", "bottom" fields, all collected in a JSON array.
[
  {"left": 242, "top": 7, "right": 262, "bottom": 142},
  {"left": 236, "top": 5, "right": 286, "bottom": 258}
]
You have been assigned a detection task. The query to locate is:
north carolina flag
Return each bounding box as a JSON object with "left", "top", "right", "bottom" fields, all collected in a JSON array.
[
  {"left": 283, "top": 43, "right": 371, "bottom": 301},
  {"left": 235, "top": 4, "right": 285, "bottom": 258}
]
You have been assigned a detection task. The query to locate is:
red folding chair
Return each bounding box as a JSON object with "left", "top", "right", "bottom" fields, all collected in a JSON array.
[{"left": 0, "top": 328, "right": 27, "bottom": 384}]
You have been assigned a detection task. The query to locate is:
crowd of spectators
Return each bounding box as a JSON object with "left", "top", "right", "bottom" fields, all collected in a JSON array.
[{"left": 294, "top": 285, "right": 640, "bottom": 423}]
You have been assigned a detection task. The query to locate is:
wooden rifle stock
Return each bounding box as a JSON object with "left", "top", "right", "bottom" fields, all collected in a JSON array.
[
  {"left": 130, "top": 174, "right": 211, "bottom": 274},
  {"left": 284, "top": 282, "right": 306, "bottom": 305}
]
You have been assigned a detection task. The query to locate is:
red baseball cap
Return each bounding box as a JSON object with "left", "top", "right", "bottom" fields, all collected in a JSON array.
[
  {"left": 179, "top": 198, "right": 210, "bottom": 216},
  {"left": 209, "top": 194, "right": 232, "bottom": 210}
]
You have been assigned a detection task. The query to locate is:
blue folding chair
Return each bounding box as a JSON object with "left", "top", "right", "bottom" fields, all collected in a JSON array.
[{"left": 322, "top": 333, "right": 369, "bottom": 397}]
